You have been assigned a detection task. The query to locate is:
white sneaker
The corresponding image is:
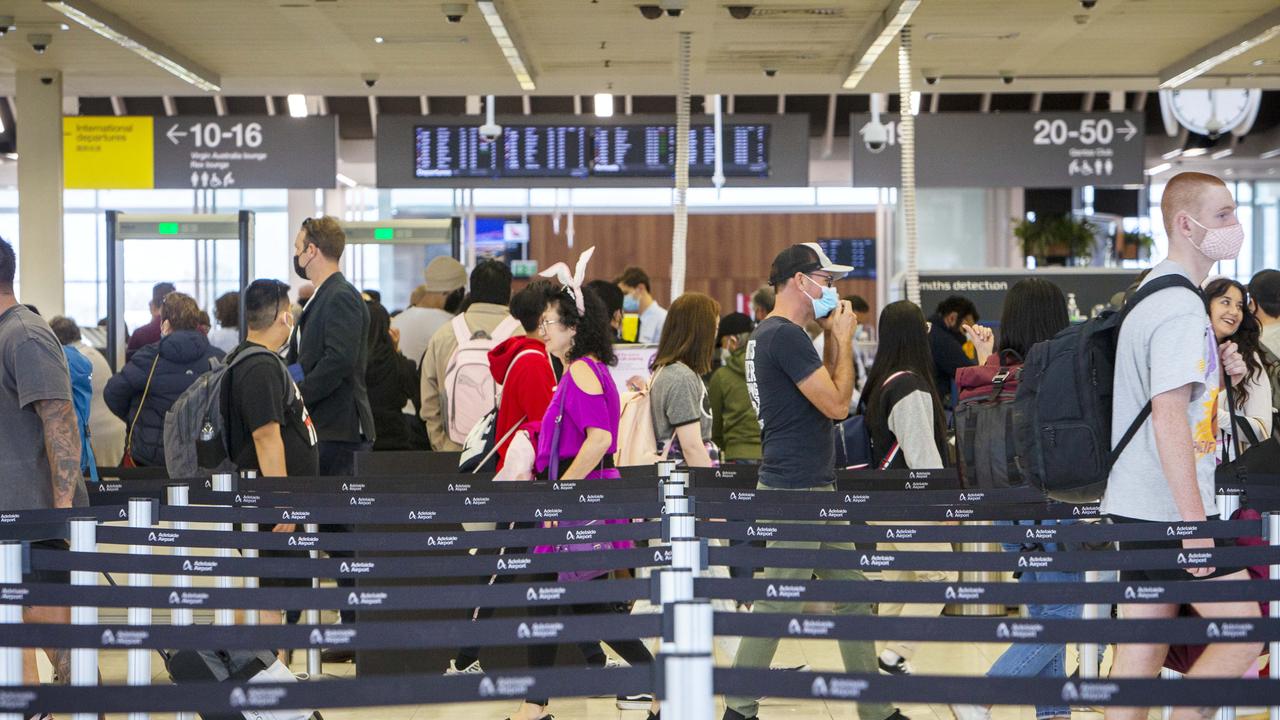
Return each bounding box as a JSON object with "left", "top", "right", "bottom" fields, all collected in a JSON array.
[
  {"left": 445, "top": 659, "right": 483, "bottom": 675},
  {"left": 605, "top": 657, "right": 628, "bottom": 670},
  {"left": 950, "top": 704, "right": 991, "bottom": 720}
]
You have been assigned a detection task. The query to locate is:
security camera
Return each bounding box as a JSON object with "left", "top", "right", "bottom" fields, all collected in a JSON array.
[
  {"left": 362, "top": 73, "right": 379, "bottom": 88},
  {"left": 924, "top": 75, "right": 939, "bottom": 85},
  {"left": 28, "top": 33, "right": 51, "bottom": 54},
  {"left": 638, "top": 5, "right": 663, "bottom": 19},
  {"left": 478, "top": 122, "right": 502, "bottom": 143},
  {"left": 1080, "top": 0, "right": 1097, "bottom": 8},
  {"left": 660, "top": 0, "right": 687, "bottom": 17},
  {"left": 763, "top": 68, "right": 778, "bottom": 78},
  {"left": 40, "top": 75, "right": 54, "bottom": 86},
  {"left": 727, "top": 6, "right": 754, "bottom": 19},
  {"left": 860, "top": 120, "right": 889, "bottom": 153},
  {"left": 1001, "top": 74, "right": 1015, "bottom": 85},
  {"left": 442, "top": 3, "right": 468, "bottom": 23},
  {"left": 0, "top": 17, "right": 13, "bottom": 37}
]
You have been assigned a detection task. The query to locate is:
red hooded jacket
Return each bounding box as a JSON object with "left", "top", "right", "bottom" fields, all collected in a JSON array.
[{"left": 488, "top": 336, "right": 556, "bottom": 471}]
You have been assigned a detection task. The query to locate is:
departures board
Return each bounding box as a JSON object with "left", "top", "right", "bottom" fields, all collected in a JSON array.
[{"left": 379, "top": 114, "right": 807, "bottom": 188}]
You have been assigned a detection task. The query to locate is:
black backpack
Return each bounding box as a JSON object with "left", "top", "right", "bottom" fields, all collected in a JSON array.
[
  {"left": 1012, "top": 273, "right": 1199, "bottom": 503},
  {"left": 954, "top": 351, "right": 1023, "bottom": 489}
]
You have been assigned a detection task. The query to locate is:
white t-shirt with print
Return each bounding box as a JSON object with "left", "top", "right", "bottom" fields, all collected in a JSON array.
[{"left": 1102, "top": 260, "right": 1219, "bottom": 522}]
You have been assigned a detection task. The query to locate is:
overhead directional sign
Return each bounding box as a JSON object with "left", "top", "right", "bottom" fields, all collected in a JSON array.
[
  {"left": 63, "top": 116, "right": 154, "bottom": 189},
  {"left": 153, "top": 115, "right": 337, "bottom": 189},
  {"left": 850, "top": 112, "right": 1145, "bottom": 188}
]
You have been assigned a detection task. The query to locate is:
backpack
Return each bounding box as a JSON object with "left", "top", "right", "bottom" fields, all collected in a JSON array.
[
  {"left": 954, "top": 351, "right": 1023, "bottom": 489},
  {"left": 1012, "top": 273, "right": 1199, "bottom": 503},
  {"left": 834, "top": 371, "right": 911, "bottom": 469},
  {"left": 615, "top": 367, "right": 666, "bottom": 467},
  {"left": 443, "top": 315, "right": 522, "bottom": 446},
  {"left": 458, "top": 348, "right": 546, "bottom": 473},
  {"left": 163, "top": 346, "right": 283, "bottom": 478}
]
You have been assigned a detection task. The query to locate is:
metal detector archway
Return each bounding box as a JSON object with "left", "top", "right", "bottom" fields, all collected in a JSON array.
[
  {"left": 105, "top": 211, "right": 255, "bottom": 370},
  {"left": 339, "top": 218, "right": 459, "bottom": 305}
]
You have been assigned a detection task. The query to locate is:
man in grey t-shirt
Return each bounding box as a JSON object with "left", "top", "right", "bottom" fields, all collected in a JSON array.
[
  {"left": 0, "top": 238, "right": 90, "bottom": 690},
  {"left": 1101, "top": 174, "right": 1261, "bottom": 720}
]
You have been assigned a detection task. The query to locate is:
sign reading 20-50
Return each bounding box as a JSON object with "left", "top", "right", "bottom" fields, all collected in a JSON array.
[
  {"left": 1032, "top": 117, "right": 1138, "bottom": 146},
  {"left": 153, "top": 115, "right": 337, "bottom": 189}
]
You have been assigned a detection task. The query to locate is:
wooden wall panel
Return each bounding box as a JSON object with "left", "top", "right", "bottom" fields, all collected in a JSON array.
[{"left": 527, "top": 212, "right": 880, "bottom": 326}]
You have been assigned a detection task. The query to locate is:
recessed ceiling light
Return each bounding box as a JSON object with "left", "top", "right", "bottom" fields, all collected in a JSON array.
[
  {"left": 59, "top": 23, "right": 69, "bottom": 30},
  {"left": 374, "top": 36, "right": 384, "bottom": 43}
]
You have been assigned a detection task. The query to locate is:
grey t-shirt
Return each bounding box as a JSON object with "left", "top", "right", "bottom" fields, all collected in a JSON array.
[
  {"left": 650, "top": 361, "right": 712, "bottom": 444},
  {"left": 0, "top": 305, "right": 88, "bottom": 511},
  {"left": 1102, "top": 260, "right": 1218, "bottom": 522}
]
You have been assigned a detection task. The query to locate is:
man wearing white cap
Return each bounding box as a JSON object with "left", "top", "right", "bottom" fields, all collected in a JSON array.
[
  {"left": 722, "top": 243, "right": 909, "bottom": 720},
  {"left": 392, "top": 256, "right": 467, "bottom": 369}
]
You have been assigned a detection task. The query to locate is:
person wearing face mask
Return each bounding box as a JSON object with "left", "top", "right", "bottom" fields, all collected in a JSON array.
[
  {"left": 1102, "top": 172, "right": 1261, "bottom": 720},
  {"left": 1201, "top": 277, "right": 1272, "bottom": 451},
  {"left": 104, "top": 292, "right": 224, "bottom": 467},
  {"left": 616, "top": 266, "right": 667, "bottom": 344},
  {"left": 709, "top": 312, "right": 761, "bottom": 464},
  {"left": 722, "top": 243, "right": 910, "bottom": 720}
]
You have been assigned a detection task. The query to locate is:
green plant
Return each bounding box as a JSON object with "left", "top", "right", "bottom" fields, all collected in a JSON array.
[
  {"left": 1014, "top": 215, "right": 1096, "bottom": 263},
  {"left": 1125, "top": 230, "right": 1155, "bottom": 251}
]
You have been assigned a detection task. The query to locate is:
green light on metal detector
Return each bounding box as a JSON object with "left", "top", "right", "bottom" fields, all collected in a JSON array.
[
  {"left": 157, "top": 222, "right": 180, "bottom": 235},
  {"left": 374, "top": 227, "right": 394, "bottom": 240}
]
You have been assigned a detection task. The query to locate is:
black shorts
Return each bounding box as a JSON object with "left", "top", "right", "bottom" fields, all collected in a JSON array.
[
  {"left": 1111, "top": 515, "right": 1241, "bottom": 582},
  {"left": 24, "top": 538, "right": 70, "bottom": 585}
]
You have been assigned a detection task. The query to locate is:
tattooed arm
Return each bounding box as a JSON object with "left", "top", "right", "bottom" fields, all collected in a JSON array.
[{"left": 32, "top": 398, "right": 81, "bottom": 509}]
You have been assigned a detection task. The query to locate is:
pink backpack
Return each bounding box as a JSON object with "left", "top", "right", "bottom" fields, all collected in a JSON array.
[
  {"left": 443, "top": 315, "right": 521, "bottom": 445},
  {"left": 614, "top": 367, "right": 676, "bottom": 466}
]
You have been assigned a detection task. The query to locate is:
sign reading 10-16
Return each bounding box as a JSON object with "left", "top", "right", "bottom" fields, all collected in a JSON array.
[
  {"left": 152, "top": 115, "right": 337, "bottom": 189},
  {"left": 849, "top": 112, "right": 1145, "bottom": 188}
]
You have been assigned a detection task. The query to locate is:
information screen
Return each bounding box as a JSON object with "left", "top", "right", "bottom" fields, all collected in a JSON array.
[
  {"left": 413, "top": 123, "right": 769, "bottom": 179},
  {"left": 816, "top": 238, "right": 876, "bottom": 280}
]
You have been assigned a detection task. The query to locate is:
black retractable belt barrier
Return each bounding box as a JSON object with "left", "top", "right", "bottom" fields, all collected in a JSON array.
[
  {"left": 186, "top": 487, "right": 659, "bottom": 508},
  {"left": 88, "top": 472, "right": 667, "bottom": 497},
  {"left": 0, "top": 505, "right": 127, "bottom": 525},
  {"left": 0, "top": 667, "right": 653, "bottom": 715},
  {"left": 693, "top": 486, "right": 1051, "bottom": 506},
  {"left": 156, "top": 500, "right": 660, "bottom": 525},
  {"left": 3, "top": 577, "right": 652, "bottom": 611},
  {"left": 30, "top": 545, "right": 674, "bottom": 579},
  {"left": 708, "top": 543, "right": 1276, "bottom": 572},
  {"left": 696, "top": 500, "right": 1098, "bottom": 522},
  {"left": 714, "top": 670, "right": 1279, "bottom": 708},
  {"left": 694, "top": 577, "right": 1280, "bottom": 606},
  {"left": 0, "top": 613, "right": 666, "bottom": 651},
  {"left": 95, "top": 520, "right": 664, "bottom": 552},
  {"left": 0, "top": 522, "right": 68, "bottom": 542},
  {"left": 713, "top": 612, "right": 1280, "bottom": 644},
  {"left": 699, "top": 519, "right": 1262, "bottom": 544}
]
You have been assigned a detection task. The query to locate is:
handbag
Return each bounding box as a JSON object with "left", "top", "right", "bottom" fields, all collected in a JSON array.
[
  {"left": 543, "top": 379, "right": 615, "bottom": 581},
  {"left": 120, "top": 352, "right": 160, "bottom": 468},
  {"left": 1214, "top": 382, "right": 1280, "bottom": 489}
]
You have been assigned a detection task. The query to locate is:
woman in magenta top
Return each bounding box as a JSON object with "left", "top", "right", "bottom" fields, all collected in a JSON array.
[{"left": 509, "top": 278, "right": 659, "bottom": 720}]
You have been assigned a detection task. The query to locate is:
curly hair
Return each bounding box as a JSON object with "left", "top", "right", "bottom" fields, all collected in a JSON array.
[
  {"left": 540, "top": 283, "right": 616, "bottom": 367},
  {"left": 213, "top": 292, "right": 239, "bottom": 329},
  {"left": 1203, "top": 277, "right": 1266, "bottom": 405}
]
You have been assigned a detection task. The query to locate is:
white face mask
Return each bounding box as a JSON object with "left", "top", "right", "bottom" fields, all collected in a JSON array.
[{"left": 1187, "top": 215, "right": 1245, "bottom": 262}]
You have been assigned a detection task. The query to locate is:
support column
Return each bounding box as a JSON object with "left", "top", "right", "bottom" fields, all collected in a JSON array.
[{"left": 16, "top": 70, "right": 64, "bottom": 316}]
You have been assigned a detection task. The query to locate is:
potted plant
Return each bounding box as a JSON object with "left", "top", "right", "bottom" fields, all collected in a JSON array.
[
  {"left": 1014, "top": 215, "right": 1097, "bottom": 266},
  {"left": 1118, "top": 229, "right": 1155, "bottom": 261}
]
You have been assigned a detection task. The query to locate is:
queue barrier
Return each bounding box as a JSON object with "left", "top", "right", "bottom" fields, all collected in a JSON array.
[{"left": 0, "top": 465, "right": 1276, "bottom": 720}]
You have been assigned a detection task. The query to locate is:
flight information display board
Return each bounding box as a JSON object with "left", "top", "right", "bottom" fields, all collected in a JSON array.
[{"left": 412, "top": 123, "right": 769, "bottom": 180}]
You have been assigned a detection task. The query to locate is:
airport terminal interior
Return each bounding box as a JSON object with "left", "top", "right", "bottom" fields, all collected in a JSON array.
[{"left": 1, "top": 0, "right": 1279, "bottom": 719}]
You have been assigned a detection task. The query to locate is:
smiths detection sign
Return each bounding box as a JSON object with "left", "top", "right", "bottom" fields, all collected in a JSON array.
[
  {"left": 153, "top": 115, "right": 337, "bottom": 189},
  {"left": 850, "top": 112, "right": 1144, "bottom": 188}
]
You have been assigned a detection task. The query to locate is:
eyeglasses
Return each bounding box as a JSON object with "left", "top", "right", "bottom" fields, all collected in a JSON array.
[
  {"left": 806, "top": 273, "right": 836, "bottom": 288},
  {"left": 538, "top": 318, "right": 564, "bottom": 333}
]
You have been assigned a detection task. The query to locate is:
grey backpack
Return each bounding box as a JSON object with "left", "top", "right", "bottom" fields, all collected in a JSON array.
[{"left": 163, "top": 346, "right": 282, "bottom": 477}]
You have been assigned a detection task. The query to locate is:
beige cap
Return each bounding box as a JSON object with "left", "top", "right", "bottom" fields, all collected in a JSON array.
[{"left": 422, "top": 256, "right": 467, "bottom": 293}]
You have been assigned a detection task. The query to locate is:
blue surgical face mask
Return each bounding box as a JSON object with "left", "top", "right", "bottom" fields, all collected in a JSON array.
[
  {"left": 804, "top": 275, "right": 840, "bottom": 319},
  {"left": 623, "top": 295, "right": 640, "bottom": 313}
]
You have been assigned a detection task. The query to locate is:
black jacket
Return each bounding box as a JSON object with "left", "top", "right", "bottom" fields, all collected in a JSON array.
[
  {"left": 928, "top": 314, "right": 974, "bottom": 407},
  {"left": 104, "top": 330, "right": 224, "bottom": 467},
  {"left": 288, "top": 272, "right": 375, "bottom": 444}
]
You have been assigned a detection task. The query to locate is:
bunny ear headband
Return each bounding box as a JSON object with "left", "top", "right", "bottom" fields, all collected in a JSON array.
[{"left": 539, "top": 246, "right": 596, "bottom": 315}]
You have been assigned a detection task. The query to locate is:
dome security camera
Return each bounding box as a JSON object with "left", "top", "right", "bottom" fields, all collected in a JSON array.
[
  {"left": 0, "top": 17, "right": 13, "bottom": 37},
  {"left": 763, "top": 68, "right": 778, "bottom": 78},
  {"left": 660, "top": 0, "right": 687, "bottom": 17},
  {"left": 28, "top": 33, "right": 51, "bottom": 54},
  {"left": 727, "top": 6, "right": 754, "bottom": 19},
  {"left": 1001, "top": 74, "right": 1015, "bottom": 85},
  {"left": 442, "top": 3, "right": 468, "bottom": 23},
  {"left": 362, "top": 73, "right": 379, "bottom": 88},
  {"left": 1080, "top": 0, "right": 1097, "bottom": 8},
  {"left": 637, "top": 5, "right": 663, "bottom": 19},
  {"left": 860, "top": 121, "right": 889, "bottom": 153},
  {"left": 924, "top": 75, "right": 939, "bottom": 85}
]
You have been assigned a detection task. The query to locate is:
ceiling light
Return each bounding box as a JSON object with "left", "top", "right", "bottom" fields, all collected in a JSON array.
[
  {"left": 59, "top": 23, "right": 69, "bottom": 30},
  {"left": 335, "top": 173, "right": 358, "bottom": 188},
  {"left": 0, "top": 114, "right": 6, "bottom": 134},
  {"left": 1146, "top": 163, "right": 1172, "bottom": 176},
  {"left": 1158, "top": 8, "right": 1280, "bottom": 88},
  {"left": 44, "top": 0, "right": 221, "bottom": 92},
  {"left": 843, "top": 0, "right": 921, "bottom": 89},
  {"left": 1210, "top": 148, "right": 1233, "bottom": 160},
  {"left": 1161, "top": 148, "right": 1183, "bottom": 160},
  {"left": 1258, "top": 148, "right": 1280, "bottom": 160},
  {"left": 593, "top": 93, "right": 614, "bottom": 118},
  {"left": 287, "top": 94, "right": 307, "bottom": 118},
  {"left": 374, "top": 36, "right": 384, "bottom": 44},
  {"left": 476, "top": 0, "right": 536, "bottom": 91},
  {"left": 909, "top": 91, "right": 921, "bottom": 116},
  {"left": 1181, "top": 147, "right": 1208, "bottom": 157}
]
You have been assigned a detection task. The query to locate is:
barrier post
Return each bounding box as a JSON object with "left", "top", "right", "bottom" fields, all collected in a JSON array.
[
  {"left": 1161, "top": 667, "right": 1179, "bottom": 720},
  {"left": 211, "top": 473, "right": 235, "bottom": 627},
  {"left": 665, "top": 599, "right": 715, "bottom": 720},
  {"left": 1268, "top": 512, "right": 1279, "bottom": 720},
  {"left": 241, "top": 470, "right": 259, "bottom": 627},
  {"left": 127, "top": 497, "right": 153, "bottom": 720},
  {"left": 957, "top": 520, "right": 1002, "bottom": 617},
  {"left": 0, "top": 541, "right": 22, "bottom": 720},
  {"left": 304, "top": 522, "right": 321, "bottom": 678},
  {"left": 69, "top": 517, "right": 99, "bottom": 720},
  {"left": 663, "top": 470, "right": 690, "bottom": 517},
  {"left": 1079, "top": 570, "right": 1101, "bottom": 679},
  {"left": 657, "top": 460, "right": 676, "bottom": 483},
  {"left": 166, "top": 485, "right": 195, "bottom": 720}
]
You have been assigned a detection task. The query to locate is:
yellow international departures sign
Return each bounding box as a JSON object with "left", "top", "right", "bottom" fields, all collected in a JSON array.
[{"left": 63, "top": 116, "right": 155, "bottom": 189}]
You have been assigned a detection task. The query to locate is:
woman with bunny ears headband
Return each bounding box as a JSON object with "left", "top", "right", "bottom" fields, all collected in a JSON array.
[{"left": 506, "top": 247, "right": 661, "bottom": 720}]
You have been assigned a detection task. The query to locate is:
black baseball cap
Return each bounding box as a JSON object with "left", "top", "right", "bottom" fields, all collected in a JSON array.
[
  {"left": 768, "top": 243, "right": 852, "bottom": 286},
  {"left": 717, "top": 312, "right": 754, "bottom": 342}
]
